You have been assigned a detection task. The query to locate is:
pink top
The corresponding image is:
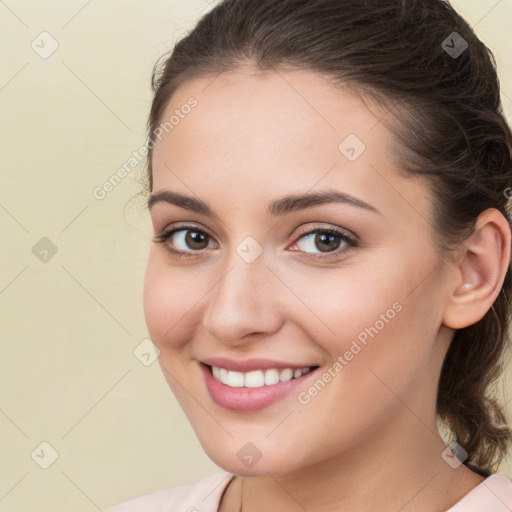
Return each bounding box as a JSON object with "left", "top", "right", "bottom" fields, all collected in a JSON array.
[{"left": 106, "top": 471, "right": 512, "bottom": 512}]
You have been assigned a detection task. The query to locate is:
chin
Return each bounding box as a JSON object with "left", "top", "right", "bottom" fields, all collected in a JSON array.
[{"left": 198, "top": 436, "right": 307, "bottom": 477}]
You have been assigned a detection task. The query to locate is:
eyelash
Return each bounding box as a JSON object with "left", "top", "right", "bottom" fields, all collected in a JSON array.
[{"left": 152, "top": 224, "right": 358, "bottom": 262}]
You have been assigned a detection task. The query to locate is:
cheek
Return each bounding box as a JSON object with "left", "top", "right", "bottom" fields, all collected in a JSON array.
[
  {"left": 277, "top": 255, "right": 406, "bottom": 342},
  {"left": 142, "top": 253, "right": 204, "bottom": 351},
  {"left": 290, "top": 296, "right": 437, "bottom": 451},
  {"left": 284, "top": 252, "right": 440, "bottom": 386}
]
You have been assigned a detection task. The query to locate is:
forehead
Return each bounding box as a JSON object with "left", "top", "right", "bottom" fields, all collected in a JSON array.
[
  {"left": 160, "top": 65, "right": 388, "bottom": 154},
  {"left": 151, "top": 66, "right": 433, "bottom": 226}
]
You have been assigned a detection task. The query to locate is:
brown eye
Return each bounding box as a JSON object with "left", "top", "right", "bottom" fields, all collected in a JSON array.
[
  {"left": 314, "top": 232, "right": 342, "bottom": 252},
  {"left": 153, "top": 226, "right": 217, "bottom": 257},
  {"left": 295, "top": 228, "right": 351, "bottom": 254},
  {"left": 183, "top": 230, "right": 209, "bottom": 250}
]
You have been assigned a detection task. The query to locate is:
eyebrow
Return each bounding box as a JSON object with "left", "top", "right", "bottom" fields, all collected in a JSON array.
[{"left": 147, "top": 189, "right": 380, "bottom": 216}]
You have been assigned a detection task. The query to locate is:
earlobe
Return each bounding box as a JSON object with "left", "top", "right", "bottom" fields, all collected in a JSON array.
[{"left": 442, "top": 208, "right": 511, "bottom": 330}]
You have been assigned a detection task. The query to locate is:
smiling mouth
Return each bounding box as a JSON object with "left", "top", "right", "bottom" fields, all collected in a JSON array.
[{"left": 203, "top": 363, "right": 320, "bottom": 388}]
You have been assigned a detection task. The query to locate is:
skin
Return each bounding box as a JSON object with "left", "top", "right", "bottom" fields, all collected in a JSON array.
[{"left": 143, "top": 64, "right": 510, "bottom": 511}]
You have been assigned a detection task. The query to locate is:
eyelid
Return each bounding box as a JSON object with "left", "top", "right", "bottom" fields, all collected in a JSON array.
[
  {"left": 293, "top": 223, "right": 357, "bottom": 241},
  {"left": 156, "top": 222, "right": 356, "bottom": 241},
  {"left": 153, "top": 222, "right": 358, "bottom": 261},
  {"left": 288, "top": 225, "right": 357, "bottom": 260},
  {"left": 153, "top": 223, "right": 217, "bottom": 248},
  {"left": 156, "top": 222, "right": 215, "bottom": 241}
]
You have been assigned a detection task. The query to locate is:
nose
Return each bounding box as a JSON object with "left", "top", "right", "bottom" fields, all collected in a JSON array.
[{"left": 202, "top": 249, "right": 284, "bottom": 346}]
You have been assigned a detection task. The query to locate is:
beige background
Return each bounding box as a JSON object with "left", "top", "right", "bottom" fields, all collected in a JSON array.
[{"left": 0, "top": 1, "right": 511, "bottom": 510}]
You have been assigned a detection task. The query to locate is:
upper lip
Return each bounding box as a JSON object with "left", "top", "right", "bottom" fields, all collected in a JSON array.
[{"left": 200, "top": 356, "right": 319, "bottom": 373}]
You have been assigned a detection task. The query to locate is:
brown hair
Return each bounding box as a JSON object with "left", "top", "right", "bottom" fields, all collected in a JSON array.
[{"left": 144, "top": 0, "right": 512, "bottom": 475}]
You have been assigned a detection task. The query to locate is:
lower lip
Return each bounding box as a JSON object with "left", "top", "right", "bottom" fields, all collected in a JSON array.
[{"left": 200, "top": 362, "right": 319, "bottom": 412}]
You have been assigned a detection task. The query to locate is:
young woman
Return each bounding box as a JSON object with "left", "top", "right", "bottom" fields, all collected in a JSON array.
[{"left": 108, "top": 0, "right": 512, "bottom": 510}]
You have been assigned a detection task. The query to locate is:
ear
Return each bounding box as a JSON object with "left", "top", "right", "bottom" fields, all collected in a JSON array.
[{"left": 443, "top": 208, "right": 511, "bottom": 330}]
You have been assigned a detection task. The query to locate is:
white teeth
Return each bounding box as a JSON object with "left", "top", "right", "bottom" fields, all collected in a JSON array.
[
  {"left": 264, "top": 368, "right": 280, "bottom": 385},
  {"left": 226, "top": 371, "right": 244, "bottom": 387},
  {"left": 219, "top": 368, "right": 228, "bottom": 382},
  {"left": 279, "top": 368, "right": 293, "bottom": 382},
  {"left": 210, "top": 365, "right": 313, "bottom": 388},
  {"left": 245, "top": 370, "right": 265, "bottom": 388}
]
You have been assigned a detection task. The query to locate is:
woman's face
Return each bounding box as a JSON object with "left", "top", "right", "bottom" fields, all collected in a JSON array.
[{"left": 144, "top": 66, "right": 455, "bottom": 475}]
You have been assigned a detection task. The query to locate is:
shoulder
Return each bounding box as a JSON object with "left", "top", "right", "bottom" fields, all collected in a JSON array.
[
  {"left": 105, "top": 471, "right": 234, "bottom": 512},
  {"left": 446, "top": 473, "right": 512, "bottom": 511}
]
